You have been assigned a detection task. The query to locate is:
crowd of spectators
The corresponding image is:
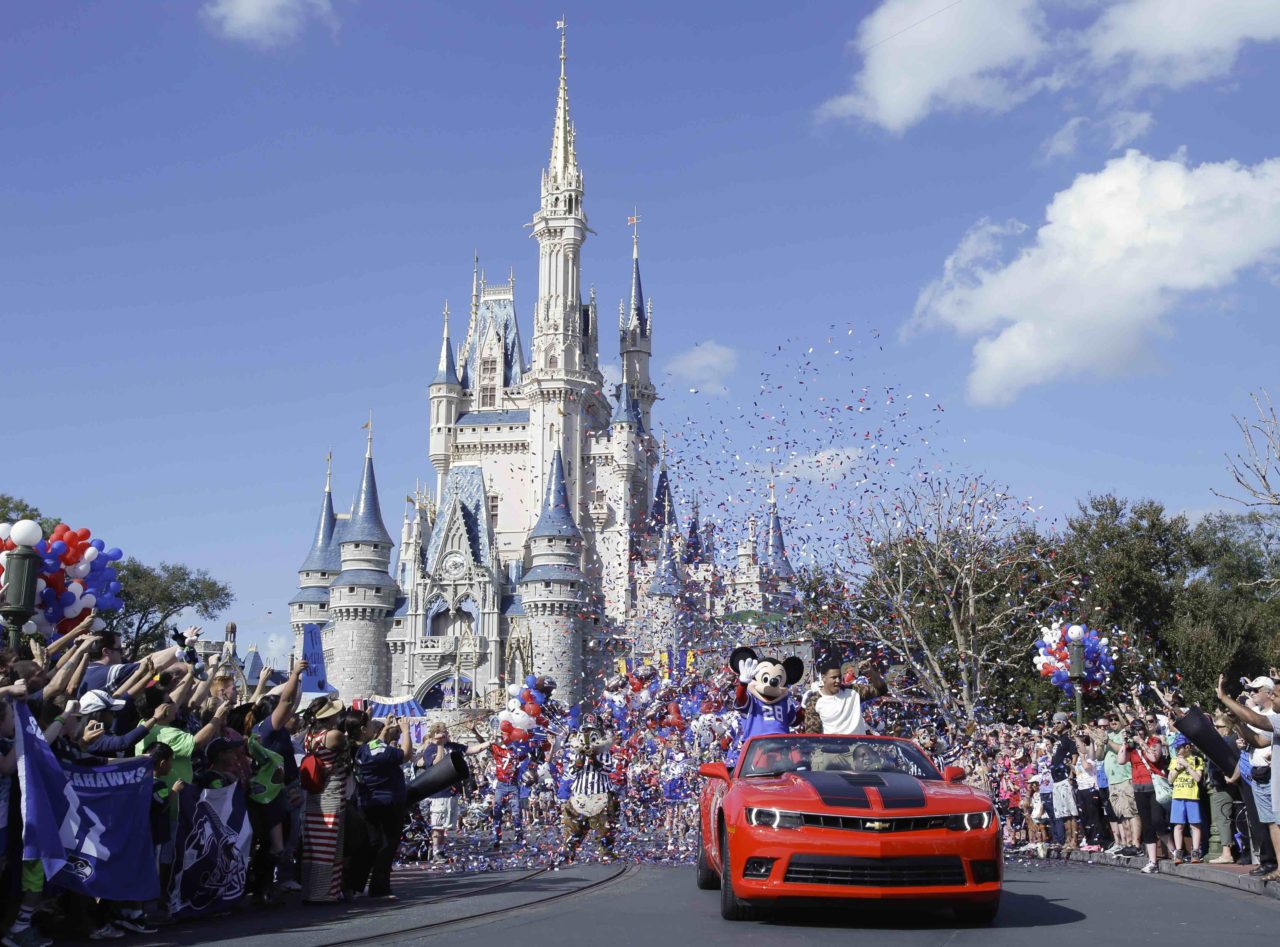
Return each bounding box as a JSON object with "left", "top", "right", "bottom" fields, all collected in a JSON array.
[{"left": 6, "top": 616, "right": 1280, "bottom": 946}]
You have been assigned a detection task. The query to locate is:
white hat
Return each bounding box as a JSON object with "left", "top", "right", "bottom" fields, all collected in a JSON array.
[
  {"left": 1245, "top": 676, "right": 1276, "bottom": 690},
  {"left": 80, "top": 690, "right": 126, "bottom": 715}
]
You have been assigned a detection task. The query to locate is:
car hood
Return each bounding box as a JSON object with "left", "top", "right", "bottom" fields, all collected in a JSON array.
[{"left": 734, "top": 770, "right": 986, "bottom": 814}]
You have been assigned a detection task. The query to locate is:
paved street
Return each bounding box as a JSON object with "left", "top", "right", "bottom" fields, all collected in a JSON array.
[{"left": 127, "top": 857, "right": 1280, "bottom": 947}]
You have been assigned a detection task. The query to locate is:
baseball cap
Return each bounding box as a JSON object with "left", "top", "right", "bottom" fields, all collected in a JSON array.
[
  {"left": 80, "top": 690, "right": 126, "bottom": 715},
  {"left": 1051, "top": 711, "right": 1070, "bottom": 723},
  {"left": 1245, "top": 676, "right": 1276, "bottom": 690}
]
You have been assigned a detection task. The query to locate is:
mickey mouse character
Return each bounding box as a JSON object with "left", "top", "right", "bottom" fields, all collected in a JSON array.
[{"left": 728, "top": 646, "right": 805, "bottom": 761}]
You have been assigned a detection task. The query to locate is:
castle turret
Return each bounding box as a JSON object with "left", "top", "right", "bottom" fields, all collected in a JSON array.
[
  {"left": 290, "top": 457, "right": 340, "bottom": 653},
  {"left": 683, "top": 495, "right": 705, "bottom": 565},
  {"left": 327, "top": 429, "right": 396, "bottom": 699},
  {"left": 643, "top": 520, "right": 683, "bottom": 654},
  {"left": 519, "top": 449, "right": 586, "bottom": 702},
  {"left": 429, "top": 302, "right": 462, "bottom": 499},
  {"left": 620, "top": 229, "right": 656, "bottom": 433}
]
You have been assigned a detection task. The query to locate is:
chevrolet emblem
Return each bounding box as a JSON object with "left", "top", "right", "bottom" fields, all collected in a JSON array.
[{"left": 865, "top": 820, "right": 892, "bottom": 831}]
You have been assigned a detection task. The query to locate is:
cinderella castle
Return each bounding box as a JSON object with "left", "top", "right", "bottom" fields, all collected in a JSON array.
[{"left": 289, "top": 28, "right": 796, "bottom": 708}]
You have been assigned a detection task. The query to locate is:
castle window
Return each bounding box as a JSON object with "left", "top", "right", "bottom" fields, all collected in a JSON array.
[
  {"left": 354, "top": 543, "right": 361, "bottom": 549},
  {"left": 395, "top": 619, "right": 403, "bottom": 627},
  {"left": 349, "top": 587, "right": 356, "bottom": 593},
  {"left": 544, "top": 582, "right": 551, "bottom": 589},
  {"left": 481, "top": 387, "right": 496, "bottom": 408},
  {"left": 488, "top": 494, "right": 499, "bottom": 532},
  {"left": 375, "top": 588, "right": 383, "bottom": 594},
  {"left": 319, "top": 603, "right": 326, "bottom": 610}
]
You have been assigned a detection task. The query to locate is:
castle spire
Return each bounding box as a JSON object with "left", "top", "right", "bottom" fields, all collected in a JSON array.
[
  {"left": 684, "top": 494, "right": 704, "bottom": 565},
  {"left": 346, "top": 429, "right": 392, "bottom": 546},
  {"left": 298, "top": 458, "right": 339, "bottom": 573},
  {"left": 471, "top": 253, "right": 480, "bottom": 320},
  {"left": 649, "top": 520, "right": 681, "bottom": 597},
  {"left": 765, "top": 467, "right": 794, "bottom": 579},
  {"left": 548, "top": 17, "right": 578, "bottom": 185},
  {"left": 529, "top": 448, "right": 581, "bottom": 540},
  {"left": 627, "top": 212, "right": 648, "bottom": 336},
  {"left": 433, "top": 300, "right": 460, "bottom": 386}
]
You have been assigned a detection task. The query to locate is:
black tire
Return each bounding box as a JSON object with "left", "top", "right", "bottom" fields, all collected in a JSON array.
[
  {"left": 719, "top": 826, "right": 756, "bottom": 921},
  {"left": 696, "top": 820, "right": 720, "bottom": 890},
  {"left": 955, "top": 898, "right": 1000, "bottom": 925}
]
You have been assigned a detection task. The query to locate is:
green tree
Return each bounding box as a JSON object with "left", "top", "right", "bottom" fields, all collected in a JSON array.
[
  {"left": 0, "top": 494, "right": 61, "bottom": 540},
  {"left": 102, "top": 559, "right": 234, "bottom": 654}
]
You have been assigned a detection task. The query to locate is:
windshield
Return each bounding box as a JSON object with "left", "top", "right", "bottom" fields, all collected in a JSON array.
[{"left": 737, "top": 737, "right": 941, "bottom": 780}]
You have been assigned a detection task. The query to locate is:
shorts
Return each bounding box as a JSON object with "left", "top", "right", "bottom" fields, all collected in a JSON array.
[
  {"left": 1109, "top": 781, "right": 1137, "bottom": 819},
  {"left": 428, "top": 796, "right": 459, "bottom": 831},
  {"left": 1052, "top": 779, "right": 1078, "bottom": 818},
  {"left": 1253, "top": 777, "right": 1274, "bottom": 824},
  {"left": 1169, "top": 798, "right": 1201, "bottom": 825}
]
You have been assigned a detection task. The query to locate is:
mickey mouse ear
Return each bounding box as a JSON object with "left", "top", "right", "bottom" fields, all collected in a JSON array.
[{"left": 729, "top": 646, "right": 757, "bottom": 672}]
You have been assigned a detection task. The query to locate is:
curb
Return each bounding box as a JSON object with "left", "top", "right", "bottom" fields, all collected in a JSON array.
[{"left": 1021, "top": 848, "right": 1280, "bottom": 901}]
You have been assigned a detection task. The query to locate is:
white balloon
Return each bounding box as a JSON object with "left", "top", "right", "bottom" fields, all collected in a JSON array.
[
  {"left": 1099, "top": 637, "right": 1109, "bottom": 646},
  {"left": 0, "top": 523, "right": 10, "bottom": 541},
  {"left": 91, "top": 617, "right": 106, "bottom": 632},
  {"left": 64, "top": 603, "right": 83, "bottom": 619},
  {"left": 0, "top": 551, "right": 8, "bottom": 570},
  {"left": 80, "top": 594, "right": 96, "bottom": 609},
  {"left": 36, "top": 578, "right": 46, "bottom": 592},
  {"left": 82, "top": 547, "right": 99, "bottom": 562},
  {"left": 10, "top": 519, "right": 42, "bottom": 546},
  {"left": 21, "top": 620, "right": 36, "bottom": 635},
  {"left": 69, "top": 581, "right": 84, "bottom": 597}
]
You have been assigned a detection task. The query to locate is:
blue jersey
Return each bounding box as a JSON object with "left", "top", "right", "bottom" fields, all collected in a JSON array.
[{"left": 730, "top": 692, "right": 796, "bottom": 763}]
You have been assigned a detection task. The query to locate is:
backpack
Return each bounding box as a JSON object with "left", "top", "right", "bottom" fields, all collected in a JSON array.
[{"left": 299, "top": 751, "right": 329, "bottom": 793}]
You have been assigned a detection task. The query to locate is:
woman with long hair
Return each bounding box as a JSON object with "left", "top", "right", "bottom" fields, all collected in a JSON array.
[{"left": 300, "top": 697, "right": 349, "bottom": 903}]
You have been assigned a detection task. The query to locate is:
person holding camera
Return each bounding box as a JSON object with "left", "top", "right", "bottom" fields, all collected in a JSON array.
[
  {"left": 1217, "top": 674, "right": 1280, "bottom": 880},
  {"left": 354, "top": 713, "right": 413, "bottom": 899},
  {"left": 1110, "top": 715, "right": 1172, "bottom": 873}
]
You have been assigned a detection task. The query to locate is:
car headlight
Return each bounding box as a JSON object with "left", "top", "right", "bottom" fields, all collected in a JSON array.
[
  {"left": 746, "top": 807, "right": 805, "bottom": 829},
  {"left": 945, "top": 809, "right": 996, "bottom": 831}
]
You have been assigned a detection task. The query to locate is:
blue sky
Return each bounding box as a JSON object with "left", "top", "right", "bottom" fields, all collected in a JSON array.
[{"left": 4, "top": 1, "right": 1278, "bottom": 664}]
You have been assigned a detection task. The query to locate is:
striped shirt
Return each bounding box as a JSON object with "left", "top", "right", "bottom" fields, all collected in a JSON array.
[{"left": 571, "top": 749, "right": 614, "bottom": 796}]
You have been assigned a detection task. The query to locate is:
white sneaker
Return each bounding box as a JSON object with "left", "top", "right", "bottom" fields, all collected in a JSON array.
[
  {"left": 281, "top": 880, "right": 303, "bottom": 892},
  {"left": 89, "top": 925, "right": 125, "bottom": 940},
  {"left": 1141, "top": 862, "right": 1158, "bottom": 874},
  {"left": 1105, "top": 844, "right": 1123, "bottom": 855}
]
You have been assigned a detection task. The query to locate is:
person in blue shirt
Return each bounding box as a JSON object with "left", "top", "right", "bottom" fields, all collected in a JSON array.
[{"left": 355, "top": 715, "right": 412, "bottom": 899}]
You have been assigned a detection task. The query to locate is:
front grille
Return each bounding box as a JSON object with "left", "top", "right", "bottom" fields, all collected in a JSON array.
[
  {"left": 799, "top": 813, "right": 948, "bottom": 833},
  {"left": 784, "top": 855, "right": 967, "bottom": 888}
]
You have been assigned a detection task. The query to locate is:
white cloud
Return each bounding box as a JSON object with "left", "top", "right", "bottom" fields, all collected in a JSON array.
[
  {"left": 820, "top": 0, "right": 1280, "bottom": 133},
  {"left": 200, "top": 0, "right": 337, "bottom": 50},
  {"left": 1088, "top": 0, "right": 1280, "bottom": 91},
  {"left": 1042, "top": 116, "right": 1087, "bottom": 161},
  {"left": 1041, "top": 110, "right": 1154, "bottom": 161},
  {"left": 779, "top": 446, "right": 865, "bottom": 482},
  {"left": 1104, "top": 110, "right": 1155, "bottom": 149},
  {"left": 818, "top": 0, "right": 1051, "bottom": 133},
  {"left": 667, "top": 340, "right": 740, "bottom": 396},
  {"left": 914, "top": 150, "right": 1280, "bottom": 405}
]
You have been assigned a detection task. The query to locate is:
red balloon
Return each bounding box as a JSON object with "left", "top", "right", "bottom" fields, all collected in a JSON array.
[{"left": 76, "top": 528, "right": 90, "bottom": 540}]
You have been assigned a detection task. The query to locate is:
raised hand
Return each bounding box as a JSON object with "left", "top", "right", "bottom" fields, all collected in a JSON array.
[{"left": 737, "top": 658, "right": 759, "bottom": 684}]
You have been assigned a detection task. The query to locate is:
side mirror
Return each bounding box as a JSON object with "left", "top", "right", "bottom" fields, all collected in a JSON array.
[
  {"left": 943, "top": 765, "right": 967, "bottom": 784},
  {"left": 699, "top": 762, "right": 731, "bottom": 782}
]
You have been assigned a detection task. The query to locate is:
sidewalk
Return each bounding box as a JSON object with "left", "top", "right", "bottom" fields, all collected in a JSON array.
[{"left": 1019, "top": 846, "right": 1280, "bottom": 901}]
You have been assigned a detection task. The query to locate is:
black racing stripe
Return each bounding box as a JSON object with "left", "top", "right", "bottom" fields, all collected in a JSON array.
[
  {"left": 795, "top": 772, "right": 876, "bottom": 809},
  {"left": 874, "top": 771, "right": 927, "bottom": 809}
]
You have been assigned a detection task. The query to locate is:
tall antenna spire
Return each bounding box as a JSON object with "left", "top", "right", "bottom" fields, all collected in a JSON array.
[
  {"left": 364, "top": 410, "right": 374, "bottom": 458},
  {"left": 548, "top": 17, "right": 577, "bottom": 181},
  {"left": 769, "top": 463, "right": 777, "bottom": 504},
  {"left": 471, "top": 252, "right": 479, "bottom": 320},
  {"left": 325, "top": 450, "right": 333, "bottom": 493}
]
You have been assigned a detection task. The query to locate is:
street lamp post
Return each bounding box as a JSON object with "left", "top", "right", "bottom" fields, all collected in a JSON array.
[
  {"left": 1066, "top": 623, "right": 1085, "bottom": 722},
  {"left": 0, "top": 520, "right": 44, "bottom": 653}
]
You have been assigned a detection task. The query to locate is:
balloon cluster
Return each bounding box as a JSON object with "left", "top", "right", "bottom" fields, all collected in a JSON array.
[
  {"left": 1032, "top": 621, "right": 1114, "bottom": 697},
  {"left": 0, "top": 520, "right": 124, "bottom": 639}
]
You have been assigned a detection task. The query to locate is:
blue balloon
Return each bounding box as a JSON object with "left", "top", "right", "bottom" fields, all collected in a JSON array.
[
  {"left": 50, "top": 541, "right": 67, "bottom": 556},
  {"left": 90, "top": 539, "right": 105, "bottom": 551},
  {"left": 34, "top": 540, "right": 47, "bottom": 554},
  {"left": 106, "top": 548, "right": 123, "bottom": 561}
]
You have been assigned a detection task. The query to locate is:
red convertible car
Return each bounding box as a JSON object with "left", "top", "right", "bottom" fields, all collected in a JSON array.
[{"left": 696, "top": 734, "right": 1001, "bottom": 923}]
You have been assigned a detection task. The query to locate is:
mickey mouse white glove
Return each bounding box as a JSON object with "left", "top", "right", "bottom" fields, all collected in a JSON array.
[{"left": 738, "top": 658, "right": 758, "bottom": 685}]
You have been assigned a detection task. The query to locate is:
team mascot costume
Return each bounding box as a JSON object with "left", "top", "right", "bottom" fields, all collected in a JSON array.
[
  {"left": 560, "top": 714, "right": 619, "bottom": 862},
  {"left": 728, "top": 646, "right": 804, "bottom": 764}
]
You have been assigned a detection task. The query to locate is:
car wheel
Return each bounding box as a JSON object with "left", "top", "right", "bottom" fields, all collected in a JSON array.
[
  {"left": 696, "top": 820, "right": 720, "bottom": 890},
  {"left": 719, "top": 827, "right": 756, "bottom": 921},
  {"left": 954, "top": 898, "right": 1000, "bottom": 925}
]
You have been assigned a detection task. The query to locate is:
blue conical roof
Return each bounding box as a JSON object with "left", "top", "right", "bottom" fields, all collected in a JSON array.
[
  {"left": 299, "top": 485, "right": 341, "bottom": 572},
  {"left": 528, "top": 449, "right": 581, "bottom": 540},
  {"left": 433, "top": 335, "right": 460, "bottom": 386},
  {"left": 683, "top": 500, "right": 704, "bottom": 565},
  {"left": 629, "top": 257, "right": 647, "bottom": 336},
  {"left": 648, "top": 525, "right": 681, "bottom": 597},
  {"left": 345, "top": 453, "right": 393, "bottom": 546},
  {"left": 650, "top": 468, "right": 674, "bottom": 532},
  {"left": 766, "top": 503, "right": 793, "bottom": 579},
  {"left": 611, "top": 382, "right": 643, "bottom": 427}
]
